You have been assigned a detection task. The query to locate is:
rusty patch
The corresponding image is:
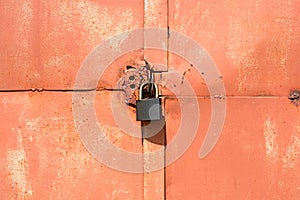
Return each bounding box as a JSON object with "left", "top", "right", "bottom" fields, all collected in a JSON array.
[{"left": 118, "top": 65, "right": 150, "bottom": 105}]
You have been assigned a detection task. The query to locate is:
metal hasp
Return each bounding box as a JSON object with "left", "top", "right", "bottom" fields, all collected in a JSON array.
[{"left": 136, "top": 82, "right": 162, "bottom": 121}]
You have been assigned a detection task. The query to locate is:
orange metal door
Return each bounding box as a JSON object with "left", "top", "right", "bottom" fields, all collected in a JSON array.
[{"left": 1, "top": 0, "right": 300, "bottom": 199}]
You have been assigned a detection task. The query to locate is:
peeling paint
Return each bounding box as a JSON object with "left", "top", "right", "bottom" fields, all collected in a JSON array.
[{"left": 263, "top": 116, "right": 279, "bottom": 162}]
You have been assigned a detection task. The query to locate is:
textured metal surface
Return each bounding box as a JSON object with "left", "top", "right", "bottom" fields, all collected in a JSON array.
[
  {"left": 0, "top": 0, "right": 144, "bottom": 90},
  {"left": 166, "top": 1, "right": 300, "bottom": 199},
  {"left": 0, "top": 92, "right": 143, "bottom": 199},
  {"left": 0, "top": 0, "right": 145, "bottom": 199},
  {"left": 1, "top": 0, "right": 300, "bottom": 199},
  {"left": 166, "top": 97, "right": 300, "bottom": 199}
]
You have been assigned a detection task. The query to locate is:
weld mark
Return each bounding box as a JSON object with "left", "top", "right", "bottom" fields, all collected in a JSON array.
[
  {"left": 289, "top": 89, "right": 300, "bottom": 107},
  {"left": 0, "top": 88, "right": 123, "bottom": 93}
]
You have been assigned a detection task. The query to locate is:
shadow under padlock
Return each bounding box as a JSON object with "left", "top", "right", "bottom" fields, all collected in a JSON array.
[{"left": 141, "top": 118, "right": 166, "bottom": 146}]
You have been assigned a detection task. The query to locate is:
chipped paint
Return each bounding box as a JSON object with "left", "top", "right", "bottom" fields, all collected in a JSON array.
[
  {"left": 25, "top": 117, "right": 41, "bottom": 132},
  {"left": 144, "top": 0, "right": 167, "bottom": 27},
  {"left": 283, "top": 135, "right": 300, "bottom": 169},
  {"left": 263, "top": 116, "right": 279, "bottom": 162},
  {"left": 45, "top": 54, "right": 70, "bottom": 68},
  {"left": 6, "top": 150, "right": 32, "bottom": 198},
  {"left": 144, "top": 0, "right": 160, "bottom": 25}
]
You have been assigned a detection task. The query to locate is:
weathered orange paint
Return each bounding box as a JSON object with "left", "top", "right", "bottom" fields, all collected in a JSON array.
[
  {"left": 0, "top": 0, "right": 144, "bottom": 90},
  {"left": 0, "top": 0, "right": 145, "bottom": 199},
  {"left": 166, "top": 0, "right": 300, "bottom": 199},
  {"left": 1, "top": 0, "right": 300, "bottom": 199},
  {"left": 0, "top": 92, "right": 143, "bottom": 199},
  {"left": 166, "top": 98, "right": 300, "bottom": 199},
  {"left": 169, "top": 0, "right": 300, "bottom": 96}
]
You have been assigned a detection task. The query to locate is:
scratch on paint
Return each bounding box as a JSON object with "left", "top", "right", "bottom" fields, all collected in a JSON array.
[{"left": 263, "top": 116, "right": 279, "bottom": 162}]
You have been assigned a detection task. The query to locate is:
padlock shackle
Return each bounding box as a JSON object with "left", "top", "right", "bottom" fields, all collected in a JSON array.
[{"left": 139, "top": 82, "right": 159, "bottom": 100}]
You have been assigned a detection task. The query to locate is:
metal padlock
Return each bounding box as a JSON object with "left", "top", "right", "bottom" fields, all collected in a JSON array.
[{"left": 136, "top": 82, "right": 162, "bottom": 121}]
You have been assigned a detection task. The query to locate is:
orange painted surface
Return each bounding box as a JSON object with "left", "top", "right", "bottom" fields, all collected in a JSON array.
[
  {"left": 0, "top": 0, "right": 145, "bottom": 199},
  {"left": 168, "top": 0, "right": 300, "bottom": 96},
  {"left": 167, "top": 1, "right": 300, "bottom": 199},
  {"left": 1, "top": 0, "right": 300, "bottom": 200},
  {"left": 0, "top": 0, "right": 144, "bottom": 90},
  {"left": 0, "top": 92, "right": 143, "bottom": 199},
  {"left": 166, "top": 98, "right": 300, "bottom": 199}
]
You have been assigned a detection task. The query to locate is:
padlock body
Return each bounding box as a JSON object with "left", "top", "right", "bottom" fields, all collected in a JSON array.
[{"left": 136, "top": 98, "right": 162, "bottom": 121}]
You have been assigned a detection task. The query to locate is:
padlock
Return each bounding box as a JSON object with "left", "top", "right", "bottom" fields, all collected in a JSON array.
[{"left": 136, "top": 82, "right": 162, "bottom": 121}]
